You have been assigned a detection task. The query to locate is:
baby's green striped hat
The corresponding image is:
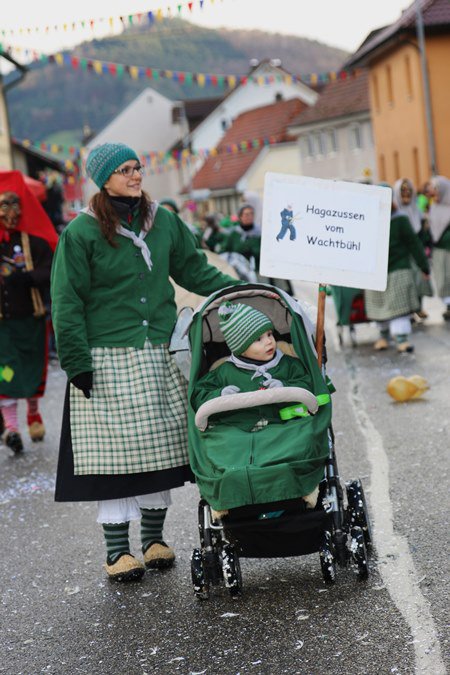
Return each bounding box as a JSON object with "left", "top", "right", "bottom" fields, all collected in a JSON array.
[{"left": 218, "top": 301, "right": 273, "bottom": 355}]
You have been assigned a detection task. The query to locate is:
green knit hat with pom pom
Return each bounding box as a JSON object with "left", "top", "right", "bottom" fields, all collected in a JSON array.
[
  {"left": 86, "top": 143, "right": 140, "bottom": 189},
  {"left": 218, "top": 302, "right": 273, "bottom": 355}
]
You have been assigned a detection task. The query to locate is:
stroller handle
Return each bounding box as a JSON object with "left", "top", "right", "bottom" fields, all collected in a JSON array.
[{"left": 194, "top": 387, "right": 319, "bottom": 431}]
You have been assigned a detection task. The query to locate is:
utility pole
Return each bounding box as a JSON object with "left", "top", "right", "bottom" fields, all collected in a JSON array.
[
  {"left": 0, "top": 49, "right": 28, "bottom": 169},
  {"left": 415, "top": 0, "right": 437, "bottom": 175}
]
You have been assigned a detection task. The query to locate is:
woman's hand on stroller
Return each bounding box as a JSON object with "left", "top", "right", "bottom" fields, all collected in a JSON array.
[{"left": 221, "top": 385, "right": 241, "bottom": 396}]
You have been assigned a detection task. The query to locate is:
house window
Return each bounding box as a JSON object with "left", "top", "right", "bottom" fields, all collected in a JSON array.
[
  {"left": 349, "top": 124, "right": 362, "bottom": 150},
  {"left": 172, "top": 105, "right": 184, "bottom": 124},
  {"left": 405, "top": 55, "right": 413, "bottom": 100},
  {"left": 412, "top": 147, "right": 420, "bottom": 187},
  {"left": 314, "top": 133, "right": 324, "bottom": 156},
  {"left": 304, "top": 135, "right": 314, "bottom": 157},
  {"left": 379, "top": 154, "right": 386, "bottom": 182},
  {"left": 327, "top": 129, "right": 337, "bottom": 153},
  {"left": 372, "top": 73, "right": 380, "bottom": 112},
  {"left": 393, "top": 150, "right": 400, "bottom": 179},
  {"left": 386, "top": 65, "right": 394, "bottom": 107}
]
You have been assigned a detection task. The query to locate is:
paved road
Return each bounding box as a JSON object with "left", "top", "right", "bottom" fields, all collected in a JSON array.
[{"left": 1, "top": 288, "right": 448, "bottom": 675}]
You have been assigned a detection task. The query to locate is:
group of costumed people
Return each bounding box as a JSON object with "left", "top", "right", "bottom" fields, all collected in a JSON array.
[
  {"left": 0, "top": 171, "right": 57, "bottom": 452},
  {"left": 334, "top": 175, "right": 450, "bottom": 354},
  {"left": 3, "top": 148, "right": 450, "bottom": 583},
  {"left": 203, "top": 202, "right": 293, "bottom": 294}
]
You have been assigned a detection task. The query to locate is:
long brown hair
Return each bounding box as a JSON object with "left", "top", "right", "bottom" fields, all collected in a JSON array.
[{"left": 89, "top": 189, "right": 153, "bottom": 246}]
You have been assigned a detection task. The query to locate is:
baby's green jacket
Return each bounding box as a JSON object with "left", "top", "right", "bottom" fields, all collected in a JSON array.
[{"left": 191, "top": 354, "right": 314, "bottom": 432}]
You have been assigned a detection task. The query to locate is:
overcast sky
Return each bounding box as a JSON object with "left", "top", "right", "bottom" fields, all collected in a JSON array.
[{"left": 1, "top": 0, "right": 412, "bottom": 57}]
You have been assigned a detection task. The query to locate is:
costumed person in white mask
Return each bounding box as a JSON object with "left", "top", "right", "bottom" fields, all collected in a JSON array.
[
  {"left": 428, "top": 175, "right": 450, "bottom": 321},
  {"left": 392, "top": 178, "right": 433, "bottom": 319},
  {"left": 0, "top": 171, "right": 56, "bottom": 453},
  {"left": 51, "top": 143, "right": 239, "bottom": 582}
]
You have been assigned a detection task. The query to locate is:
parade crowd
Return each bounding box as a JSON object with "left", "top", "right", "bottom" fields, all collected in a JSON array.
[{"left": 1, "top": 144, "right": 449, "bottom": 581}]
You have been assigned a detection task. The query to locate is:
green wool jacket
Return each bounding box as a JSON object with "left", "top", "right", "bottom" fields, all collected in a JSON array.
[
  {"left": 191, "top": 354, "right": 314, "bottom": 432},
  {"left": 206, "top": 227, "right": 261, "bottom": 267},
  {"left": 435, "top": 225, "right": 450, "bottom": 251},
  {"left": 51, "top": 206, "right": 239, "bottom": 381},
  {"left": 222, "top": 228, "right": 261, "bottom": 268},
  {"left": 388, "top": 214, "right": 430, "bottom": 274}
]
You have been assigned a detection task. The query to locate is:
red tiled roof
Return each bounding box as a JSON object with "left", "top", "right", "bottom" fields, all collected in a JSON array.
[
  {"left": 191, "top": 98, "right": 306, "bottom": 191},
  {"left": 347, "top": 0, "right": 450, "bottom": 67},
  {"left": 288, "top": 70, "right": 369, "bottom": 127}
]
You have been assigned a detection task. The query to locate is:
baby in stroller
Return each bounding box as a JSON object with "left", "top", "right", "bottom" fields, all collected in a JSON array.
[
  {"left": 191, "top": 300, "right": 322, "bottom": 514},
  {"left": 187, "top": 284, "right": 370, "bottom": 596}
]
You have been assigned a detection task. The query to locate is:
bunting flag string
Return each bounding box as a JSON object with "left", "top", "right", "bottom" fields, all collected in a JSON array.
[
  {"left": 1, "top": 43, "right": 356, "bottom": 87},
  {"left": 14, "top": 134, "right": 289, "bottom": 176},
  {"left": 0, "top": 0, "right": 219, "bottom": 39}
]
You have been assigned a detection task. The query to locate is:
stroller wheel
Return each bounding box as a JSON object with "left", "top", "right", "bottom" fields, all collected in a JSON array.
[
  {"left": 221, "top": 544, "right": 242, "bottom": 598},
  {"left": 350, "top": 526, "right": 369, "bottom": 581},
  {"left": 346, "top": 479, "right": 372, "bottom": 547},
  {"left": 319, "top": 531, "right": 336, "bottom": 584},
  {"left": 191, "top": 548, "right": 210, "bottom": 600}
]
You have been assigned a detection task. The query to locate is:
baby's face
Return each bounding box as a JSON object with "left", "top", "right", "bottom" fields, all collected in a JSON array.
[{"left": 242, "top": 330, "right": 276, "bottom": 361}]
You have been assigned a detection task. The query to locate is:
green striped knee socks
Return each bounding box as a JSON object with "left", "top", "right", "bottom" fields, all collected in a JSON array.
[
  {"left": 102, "top": 522, "right": 130, "bottom": 563},
  {"left": 140, "top": 508, "right": 168, "bottom": 553}
]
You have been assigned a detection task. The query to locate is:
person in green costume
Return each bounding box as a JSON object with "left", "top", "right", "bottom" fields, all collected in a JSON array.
[
  {"left": 51, "top": 143, "right": 239, "bottom": 582},
  {"left": 0, "top": 178, "right": 54, "bottom": 454},
  {"left": 428, "top": 176, "right": 450, "bottom": 321}
]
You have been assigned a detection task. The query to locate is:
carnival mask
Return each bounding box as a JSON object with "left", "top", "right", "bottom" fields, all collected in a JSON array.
[
  {"left": 400, "top": 180, "right": 413, "bottom": 205},
  {"left": 0, "top": 192, "right": 21, "bottom": 230}
]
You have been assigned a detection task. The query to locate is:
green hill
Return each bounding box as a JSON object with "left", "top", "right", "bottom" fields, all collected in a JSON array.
[{"left": 7, "top": 18, "right": 348, "bottom": 144}]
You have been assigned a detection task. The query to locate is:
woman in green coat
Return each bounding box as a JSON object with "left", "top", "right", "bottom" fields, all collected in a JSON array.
[
  {"left": 428, "top": 175, "right": 450, "bottom": 321},
  {"left": 51, "top": 143, "right": 239, "bottom": 582},
  {"left": 364, "top": 196, "right": 430, "bottom": 354}
]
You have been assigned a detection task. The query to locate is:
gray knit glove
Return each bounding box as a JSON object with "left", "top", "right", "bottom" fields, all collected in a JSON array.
[
  {"left": 221, "top": 385, "right": 240, "bottom": 396},
  {"left": 266, "top": 378, "right": 284, "bottom": 389}
]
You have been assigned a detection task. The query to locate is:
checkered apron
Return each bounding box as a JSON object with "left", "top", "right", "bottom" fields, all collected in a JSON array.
[
  {"left": 70, "top": 341, "right": 188, "bottom": 475},
  {"left": 432, "top": 248, "right": 450, "bottom": 297},
  {"left": 364, "top": 268, "right": 419, "bottom": 321}
]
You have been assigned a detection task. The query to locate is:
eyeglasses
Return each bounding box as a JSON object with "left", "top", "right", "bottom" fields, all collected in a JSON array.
[
  {"left": 0, "top": 200, "right": 20, "bottom": 210},
  {"left": 112, "top": 164, "right": 144, "bottom": 178}
]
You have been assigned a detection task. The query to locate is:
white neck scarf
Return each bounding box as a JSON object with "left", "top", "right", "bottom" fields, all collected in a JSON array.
[
  {"left": 228, "top": 348, "right": 283, "bottom": 386},
  {"left": 82, "top": 202, "right": 158, "bottom": 272},
  {"left": 117, "top": 225, "right": 153, "bottom": 271}
]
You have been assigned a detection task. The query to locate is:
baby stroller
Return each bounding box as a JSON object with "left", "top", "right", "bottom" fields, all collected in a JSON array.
[
  {"left": 330, "top": 285, "right": 369, "bottom": 347},
  {"left": 186, "top": 283, "right": 371, "bottom": 599}
]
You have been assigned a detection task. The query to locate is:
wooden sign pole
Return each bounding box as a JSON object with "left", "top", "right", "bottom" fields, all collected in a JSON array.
[{"left": 315, "top": 284, "right": 327, "bottom": 369}]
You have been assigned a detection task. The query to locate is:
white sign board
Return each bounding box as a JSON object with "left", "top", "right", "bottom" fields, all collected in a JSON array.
[{"left": 260, "top": 173, "right": 392, "bottom": 291}]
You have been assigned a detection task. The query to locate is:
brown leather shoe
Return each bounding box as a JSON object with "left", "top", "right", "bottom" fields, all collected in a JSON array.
[
  {"left": 396, "top": 342, "right": 414, "bottom": 353},
  {"left": 374, "top": 338, "right": 389, "bottom": 351},
  {"left": 143, "top": 542, "right": 175, "bottom": 570},
  {"left": 29, "top": 421, "right": 45, "bottom": 442},
  {"left": 104, "top": 553, "right": 145, "bottom": 582}
]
